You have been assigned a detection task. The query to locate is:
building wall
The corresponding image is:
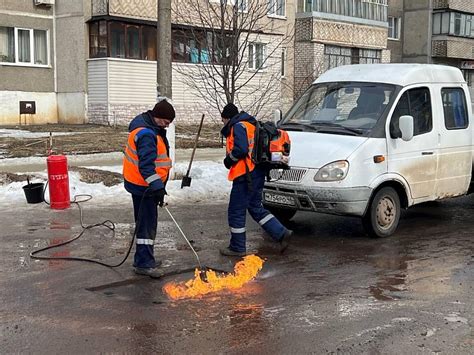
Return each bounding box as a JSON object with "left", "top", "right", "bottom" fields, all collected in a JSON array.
[
  {"left": 0, "top": 10, "right": 54, "bottom": 92},
  {"left": 387, "top": 0, "right": 403, "bottom": 62},
  {"left": 401, "top": 1, "right": 430, "bottom": 63},
  {"left": 436, "top": 0, "right": 474, "bottom": 13},
  {"left": 0, "top": 0, "right": 57, "bottom": 125},
  {"left": 55, "top": 0, "right": 88, "bottom": 124},
  {"left": 293, "top": 13, "right": 389, "bottom": 98},
  {"left": 86, "top": 32, "right": 285, "bottom": 126},
  {"left": 312, "top": 19, "right": 387, "bottom": 49}
]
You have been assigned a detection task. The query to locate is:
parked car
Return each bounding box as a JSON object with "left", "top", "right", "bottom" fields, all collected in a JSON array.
[{"left": 263, "top": 64, "right": 473, "bottom": 237}]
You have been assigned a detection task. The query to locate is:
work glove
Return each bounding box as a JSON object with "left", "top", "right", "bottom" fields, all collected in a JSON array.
[
  {"left": 146, "top": 188, "right": 167, "bottom": 206},
  {"left": 223, "top": 155, "right": 235, "bottom": 169}
]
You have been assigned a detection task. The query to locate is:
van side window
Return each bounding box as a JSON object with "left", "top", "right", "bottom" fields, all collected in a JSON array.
[
  {"left": 390, "top": 87, "right": 432, "bottom": 138},
  {"left": 441, "top": 88, "right": 468, "bottom": 129}
]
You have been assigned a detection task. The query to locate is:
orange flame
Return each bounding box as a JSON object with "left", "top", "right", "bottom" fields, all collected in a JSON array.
[{"left": 163, "top": 255, "right": 264, "bottom": 300}]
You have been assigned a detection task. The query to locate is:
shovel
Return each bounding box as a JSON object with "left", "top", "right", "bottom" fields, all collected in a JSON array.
[{"left": 181, "top": 114, "right": 205, "bottom": 188}]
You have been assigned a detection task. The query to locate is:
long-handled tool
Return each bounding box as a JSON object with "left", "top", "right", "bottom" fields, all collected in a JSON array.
[
  {"left": 164, "top": 205, "right": 209, "bottom": 281},
  {"left": 181, "top": 114, "right": 205, "bottom": 188}
]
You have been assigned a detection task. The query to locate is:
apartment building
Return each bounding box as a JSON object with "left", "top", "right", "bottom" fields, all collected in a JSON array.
[
  {"left": 293, "top": 0, "right": 391, "bottom": 98},
  {"left": 387, "top": 0, "right": 474, "bottom": 102},
  {"left": 0, "top": 0, "right": 88, "bottom": 125},
  {"left": 0, "top": 0, "right": 295, "bottom": 126}
]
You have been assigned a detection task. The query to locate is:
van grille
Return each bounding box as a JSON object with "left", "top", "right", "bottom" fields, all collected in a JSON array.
[{"left": 269, "top": 168, "right": 308, "bottom": 182}]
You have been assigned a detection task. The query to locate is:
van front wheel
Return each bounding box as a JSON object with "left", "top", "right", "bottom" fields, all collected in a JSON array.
[{"left": 362, "top": 187, "right": 400, "bottom": 238}]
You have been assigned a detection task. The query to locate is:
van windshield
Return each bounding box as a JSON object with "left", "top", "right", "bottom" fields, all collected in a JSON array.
[{"left": 282, "top": 82, "right": 397, "bottom": 136}]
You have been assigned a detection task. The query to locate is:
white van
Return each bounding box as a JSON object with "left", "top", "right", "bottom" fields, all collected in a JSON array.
[{"left": 263, "top": 64, "right": 473, "bottom": 237}]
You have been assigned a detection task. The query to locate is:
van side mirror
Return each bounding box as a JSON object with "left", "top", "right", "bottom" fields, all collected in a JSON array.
[
  {"left": 273, "top": 109, "right": 282, "bottom": 124},
  {"left": 399, "top": 115, "right": 414, "bottom": 141}
]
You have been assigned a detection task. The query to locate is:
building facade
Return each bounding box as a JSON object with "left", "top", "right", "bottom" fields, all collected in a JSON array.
[
  {"left": 0, "top": 0, "right": 296, "bottom": 126},
  {"left": 387, "top": 0, "right": 474, "bottom": 102},
  {"left": 0, "top": 0, "right": 88, "bottom": 125},
  {"left": 293, "top": 0, "right": 391, "bottom": 98}
]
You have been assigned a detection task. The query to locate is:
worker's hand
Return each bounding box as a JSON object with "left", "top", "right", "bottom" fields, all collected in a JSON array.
[
  {"left": 155, "top": 188, "right": 167, "bottom": 207},
  {"left": 147, "top": 188, "right": 167, "bottom": 206},
  {"left": 223, "top": 155, "right": 234, "bottom": 169}
]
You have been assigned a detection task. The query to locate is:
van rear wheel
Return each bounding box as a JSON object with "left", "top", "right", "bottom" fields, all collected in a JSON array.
[
  {"left": 264, "top": 205, "right": 297, "bottom": 223},
  {"left": 362, "top": 187, "right": 400, "bottom": 238}
]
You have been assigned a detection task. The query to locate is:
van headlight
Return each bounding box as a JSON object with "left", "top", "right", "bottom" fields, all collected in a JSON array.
[{"left": 314, "top": 161, "right": 349, "bottom": 181}]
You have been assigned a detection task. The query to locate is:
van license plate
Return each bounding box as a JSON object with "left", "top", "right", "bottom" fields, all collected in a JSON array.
[{"left": 264, "top": 192, "right": 295, "bottom": 206}]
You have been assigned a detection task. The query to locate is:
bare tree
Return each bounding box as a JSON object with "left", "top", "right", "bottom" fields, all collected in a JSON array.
[{"left": 172, "top": 0, "right": 293, "bottom": 121}]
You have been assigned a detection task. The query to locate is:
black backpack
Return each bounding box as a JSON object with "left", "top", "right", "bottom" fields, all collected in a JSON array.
[{"left": 251, "top": 121, "right": 291, "bottom": 169}]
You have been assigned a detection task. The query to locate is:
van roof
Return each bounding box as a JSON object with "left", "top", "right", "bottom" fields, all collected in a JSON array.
[{"left": 314, "top": 64, "right": 465, "bottom": 86}]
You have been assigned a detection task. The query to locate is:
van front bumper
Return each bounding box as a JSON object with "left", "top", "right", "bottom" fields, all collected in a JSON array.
[{"left": 262, "top": 184, "right": 372, "bottom": 217}]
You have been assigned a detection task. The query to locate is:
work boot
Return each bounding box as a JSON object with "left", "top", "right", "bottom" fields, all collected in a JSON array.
[
  {"left": 279, "top": 229, "right": 293, "bottom": 254},
  {"left": 219, "top": 247, "right": 248, "bottom": 257},
  {"left": 134, "top": 267, "right": 164, "bottom": 279}
]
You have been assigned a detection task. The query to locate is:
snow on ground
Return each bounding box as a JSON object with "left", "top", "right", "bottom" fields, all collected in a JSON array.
[
  {"left": 0, "top": 160, "right": 231, "bottom": 207},
  {"left": 0, "top": 129, "right": 78, "bottom": 139}
]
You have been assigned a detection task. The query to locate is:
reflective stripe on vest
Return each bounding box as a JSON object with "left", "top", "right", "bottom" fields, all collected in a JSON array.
[
  {"left": 226, "top": 121, "right": 256, "bottom": 181},
  {"left": 122, "top": 127, "right": 172, "bottom": 186}
]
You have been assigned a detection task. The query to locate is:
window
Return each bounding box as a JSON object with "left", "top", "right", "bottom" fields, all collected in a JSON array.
[
  {"left": 441, "top": 88, "right": 468, "bottom": 130},
  {"left": 109, "top": 22, "right": 125, "bottom": 58},
  {"left": 433, "top": 12, "right": 474, "bottom": 38},
  {"left": 324, "top": 45, "right": 380, "bottom": 70},
  {"left": 268, "top": 0, "right": 286, "bottom": 17},
  {"left": 0, "top": 26, "right": 48, "bottom": 65},
  {"left": 172, "top": 27, "right": 232, "bottom": 64},
  {"left": 281, "top": 48, "right": 286, "bottom": 77},
  {"left": 89, "top": 21, "right": 158, "bottom": 61},
  {"left": 297, "top": 0, "right": 388, "bottom": 22},
  {"left": 391, "top": 88, "right": 432, "bottom": 138},
  {"left": 142, "top": 26, "right": 156, "bottom": 61},
  {"left": 89, "top": 21, "right": 107, "bottom": 58},
  {"left": 248, "top": 43, "right": 265, "bottom": 70},
  {"left": 388, "top": 16, "right": 400, "bottom": 39},
  {"left": 0, "top": 27, "right": 14, "bottom": 62}
]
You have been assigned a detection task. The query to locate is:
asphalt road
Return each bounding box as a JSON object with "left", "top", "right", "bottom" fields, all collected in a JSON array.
[{"left": 0, "top": 196, "right": 472, "bottom": 354}]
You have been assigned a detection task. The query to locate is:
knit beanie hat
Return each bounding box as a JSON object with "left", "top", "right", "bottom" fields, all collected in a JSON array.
[
  {"left": 221, "top": 103, "right": 239, "bottom": 119},
  {"left": 151, "top": 100, "right": 176, "bottom": 121}
]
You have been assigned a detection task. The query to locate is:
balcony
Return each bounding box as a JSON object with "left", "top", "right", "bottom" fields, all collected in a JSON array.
[
  {"left": 297, "top": 0, "right": 388, "bottom": 24},
  {"left": 91, "top": 0, "right": 157, "bottom": 21}
]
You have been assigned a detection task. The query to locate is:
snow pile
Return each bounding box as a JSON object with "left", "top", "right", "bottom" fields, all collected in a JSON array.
[
  {"left": 0, "top": 129, "right": 77, "bottom": 139},
  {"left": 0, "top": 160, "right": 231, "bottom": 207}
]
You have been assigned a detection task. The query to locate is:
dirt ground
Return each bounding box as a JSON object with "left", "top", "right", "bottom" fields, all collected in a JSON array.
[{"left": 0, "top": 123, "right": 223, "bottom": 159}]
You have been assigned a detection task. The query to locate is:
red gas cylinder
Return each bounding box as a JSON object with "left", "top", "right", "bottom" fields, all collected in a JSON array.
[{"left": 47, "top": 155, "right": 70, "bottom": 209}]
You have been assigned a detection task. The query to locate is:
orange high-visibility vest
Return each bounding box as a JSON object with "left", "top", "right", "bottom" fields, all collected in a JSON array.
[
  {"left": 226, "top": 121, "right": 255, "bottom": 181},
  {"left": 122, "top": 127, "right": 172, "bottom": 186}
]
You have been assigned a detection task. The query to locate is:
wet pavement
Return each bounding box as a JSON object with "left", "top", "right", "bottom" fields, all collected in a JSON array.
[{"left": 0, "top": 196, "right": 472, "bottom": 353}]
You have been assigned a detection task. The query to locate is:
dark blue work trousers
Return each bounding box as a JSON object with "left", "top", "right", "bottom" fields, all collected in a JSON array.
[
  {"left": 228, "top": 169, "right": 287, "bottom": 252},
  {"left": 132, "top": 193, "right": 159, "bottom": 268}
]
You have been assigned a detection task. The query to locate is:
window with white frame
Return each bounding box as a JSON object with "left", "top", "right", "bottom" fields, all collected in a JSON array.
[
  {"left": 388, "top": 16, "right": 400, "bottom": 39},
  {"left": 281, "top": 48, "right": 286, "bottom": 77},
  {"left": 248, "top": 42, "right": 266, "bottom": 70},
  {"left": 0, "top": 26, "right": 48, "bottom": 65},
  {"left": 268, "top": 0, "right": 286, "bottom": 17}
]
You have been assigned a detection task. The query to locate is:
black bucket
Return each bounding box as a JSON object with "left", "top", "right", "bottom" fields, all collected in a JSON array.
[{"left": 22, "top": 183, "right": 45, "bottom": 204}]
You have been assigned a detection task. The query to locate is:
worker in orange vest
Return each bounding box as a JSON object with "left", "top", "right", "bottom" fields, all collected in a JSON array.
[
  {"left": 220, "top": 103, "right": 292, "bottom": 256},
  {"left": 123, "top": 99, "right": 175, "bottom": 278}
]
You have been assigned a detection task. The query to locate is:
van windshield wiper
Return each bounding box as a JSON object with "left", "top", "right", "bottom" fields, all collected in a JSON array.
[
  {"left": 310, "top": 122, "right": 363, "bottom": 136},
  {"left": 280, "top": 122, "right": 320, "bottom": 132}
]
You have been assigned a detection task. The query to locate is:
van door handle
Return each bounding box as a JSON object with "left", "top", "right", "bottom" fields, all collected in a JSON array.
[{"left": 422, "top": 151, "right": 434, "bottom": 155}]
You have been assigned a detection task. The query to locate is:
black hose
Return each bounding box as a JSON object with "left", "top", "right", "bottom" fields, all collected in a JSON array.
[{"left": 30, "top": 186, "right": 147, "bottom": 268}]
